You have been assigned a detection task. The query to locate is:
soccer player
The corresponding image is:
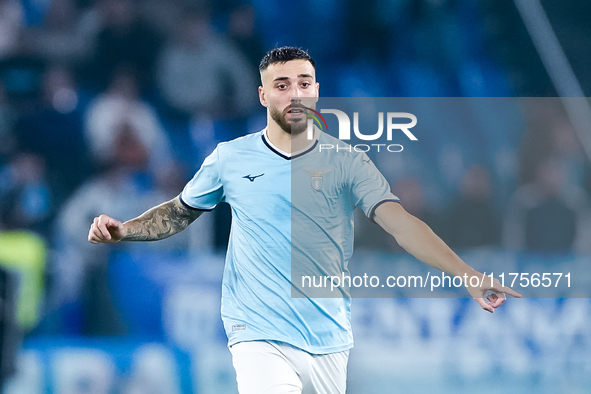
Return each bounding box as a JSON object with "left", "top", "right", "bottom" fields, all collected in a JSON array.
[{"left": 88, "top": 46, "right": 521, "bottom": 394}]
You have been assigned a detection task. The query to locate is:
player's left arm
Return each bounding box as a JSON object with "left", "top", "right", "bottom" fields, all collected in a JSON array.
[{"left": 373, "top": 201, "right": 522, "bottom": 312}]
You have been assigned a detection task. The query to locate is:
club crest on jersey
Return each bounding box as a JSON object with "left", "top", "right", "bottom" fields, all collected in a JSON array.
[{"left": 304, "top": 169, "right": 332, "bottom": 191}]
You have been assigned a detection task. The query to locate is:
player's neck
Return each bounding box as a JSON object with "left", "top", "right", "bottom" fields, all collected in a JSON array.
[{"left": 266, "top": 122, "right": 312, "bottom": 154}]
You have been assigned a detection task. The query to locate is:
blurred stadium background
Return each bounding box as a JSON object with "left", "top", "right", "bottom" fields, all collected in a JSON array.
[{"left": 0, "top": 0, "right": 590, "bottom": 393}]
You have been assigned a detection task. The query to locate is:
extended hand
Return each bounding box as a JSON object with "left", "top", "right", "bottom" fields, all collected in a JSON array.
[
  {"left": 466, "top": 274, "right": 522, "bottom": 313},
  {"left": 88, "top": 214, "right": 125, "bottom": 244}
]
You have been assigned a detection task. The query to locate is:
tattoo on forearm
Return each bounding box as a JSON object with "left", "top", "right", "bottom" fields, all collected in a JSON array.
[{"left": 123, "top": 198, "right": 203, "bottom": 241}]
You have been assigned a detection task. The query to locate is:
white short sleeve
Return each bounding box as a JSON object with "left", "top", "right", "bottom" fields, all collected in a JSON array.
[
  {"left": 348, "top": 152, "right": 399, "bottom": 218},
  {"left": 180, "top": 146, "right": 225, "bottom": 210}
]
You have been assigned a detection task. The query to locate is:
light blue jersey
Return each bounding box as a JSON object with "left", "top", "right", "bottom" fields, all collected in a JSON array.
[{"left": 180, "top": 129, "right": 398, "bottom": 354}]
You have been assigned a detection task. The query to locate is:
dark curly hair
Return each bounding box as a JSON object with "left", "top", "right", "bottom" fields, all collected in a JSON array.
[{"left": 259, "top": 46, "right": 315, "bottom": 72}]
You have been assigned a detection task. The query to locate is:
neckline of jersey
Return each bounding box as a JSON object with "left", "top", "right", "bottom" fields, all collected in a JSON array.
[{"left": 261, "top": 128, "right": 319, "bottom": 160}]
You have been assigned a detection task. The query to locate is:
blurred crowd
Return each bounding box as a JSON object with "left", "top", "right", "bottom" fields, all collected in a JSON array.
[{"left": 0, "top": 0, "right": 590, "bottom": 337}]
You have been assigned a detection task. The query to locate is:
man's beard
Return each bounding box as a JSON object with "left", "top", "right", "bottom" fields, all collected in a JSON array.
[{"left": 270, "top": 105, "right": 307, "bottom": 135}]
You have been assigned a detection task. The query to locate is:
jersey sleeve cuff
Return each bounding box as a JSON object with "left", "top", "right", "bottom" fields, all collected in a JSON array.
[
  {"left": 368, "top": 198, "right": 401, "bottom": 223},
  {"left": 179, "top": 194, "right": 215, "bottom": 212}
]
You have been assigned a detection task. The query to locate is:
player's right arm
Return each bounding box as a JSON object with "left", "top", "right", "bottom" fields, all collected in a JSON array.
[{"left": 88, "top": 196, "right": 204, "bottom": 244}]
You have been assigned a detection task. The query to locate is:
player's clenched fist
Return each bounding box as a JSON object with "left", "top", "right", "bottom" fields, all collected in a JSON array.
[{"left": 88, "top": 214, "right": 125, "bottom": 244}]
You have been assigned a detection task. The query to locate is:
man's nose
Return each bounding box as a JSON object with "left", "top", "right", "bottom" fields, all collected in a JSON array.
[{"left": 291, "top": 86, "right": 303, "bottom": 99}]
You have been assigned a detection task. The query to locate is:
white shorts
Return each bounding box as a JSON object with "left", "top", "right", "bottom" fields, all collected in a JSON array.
[{"left": 230, "top": 341, "right": 349, "bottom": 394}]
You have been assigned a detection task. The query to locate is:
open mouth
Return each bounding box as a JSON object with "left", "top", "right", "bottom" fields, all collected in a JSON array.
[{"left": 287, "top": 106, "right": 305, "bottom": 114}]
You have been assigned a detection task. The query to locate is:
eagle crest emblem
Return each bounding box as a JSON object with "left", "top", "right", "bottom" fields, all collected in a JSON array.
[{"left": 304, "top": 169, "right": 333, "bottom": 190}]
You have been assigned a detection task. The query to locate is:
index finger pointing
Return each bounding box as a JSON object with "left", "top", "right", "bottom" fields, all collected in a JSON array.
[{"left": 498, "top": 286, "right": 522, "bottom": 298}]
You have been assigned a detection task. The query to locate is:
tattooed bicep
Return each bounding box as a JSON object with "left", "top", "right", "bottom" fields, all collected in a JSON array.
[{"left": 172, "top": 196, "right": 204, "bottom": 222}]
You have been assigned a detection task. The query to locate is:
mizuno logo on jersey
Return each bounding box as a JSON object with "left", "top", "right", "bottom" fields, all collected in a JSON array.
[{"left": 243, "top": 173, "right": 265, "bottom": 182}]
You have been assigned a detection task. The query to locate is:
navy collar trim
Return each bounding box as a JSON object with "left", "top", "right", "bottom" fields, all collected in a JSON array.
[{"left": 261, "top": 131, "right": 318, "bottom": 161}]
